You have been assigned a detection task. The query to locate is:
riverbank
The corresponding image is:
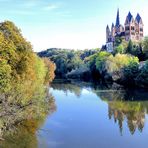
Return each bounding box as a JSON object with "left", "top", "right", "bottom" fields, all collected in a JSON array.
[
  {"left": 38, "top": 45, "right": 148, "bottom": 89},
  {"left": 0, "top": 21, "right": 56, "bottom": 139}
]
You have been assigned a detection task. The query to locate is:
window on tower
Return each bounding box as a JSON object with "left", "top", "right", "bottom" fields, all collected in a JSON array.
[
  {"left": 125, "top": 26, "right": 130, "bottom": 31},
  {"left": 131, "top": 26, "right": 135, "bottom": 30}
]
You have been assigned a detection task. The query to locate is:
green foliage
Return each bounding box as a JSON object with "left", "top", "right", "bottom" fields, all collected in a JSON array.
[
  {"left": 126, "top": 40, "right": 133, "bottom": 54},
  {"left": 95, "top": 51, "right": 111, "bottom": 73},
  {"left": 106, "top": 54, "right": 139, "bottom": 75},
  {"left": 86, "top": 53, "right": 98, "bottom": 71},
  {"left": 0, "top": 21, "right": 55, "bottom": 111},
  {"left": 143, "top": 36, "right": 148, "bottom": 59},
  {"left": 0, "top": 21, "right": 32, "bottom": 52},
  {"left": 38, "top": 48, "right": 99, "bottom": 77},
  {"left": 0, "top": 21, "right": 56, "bottom": 137},
  {"left": 114, "top": 37, "right": 123, "bottom": 47},
  {"left": 114, "top": 44, "right": 124, "bottom": 54},
  {"left": 0, "top": 60, "right": 11, "bottom": 92},
  {"left": 123, "top": 58, "right": 139, "bottom": 85},
  {"left": 125, "top": 40, "right": 143, "bottom": 59},
  {"left": 0, "top": 21, "right": 55, "bottom": 93},
  {"left": 136, "top": 61, "right": 148, "bottom": 86},
  {"left": 43, "top": 58, "right": 56, "bottom": 83},
  {"left": 143, "top": 36, "right": 148, "bottom": 53}
]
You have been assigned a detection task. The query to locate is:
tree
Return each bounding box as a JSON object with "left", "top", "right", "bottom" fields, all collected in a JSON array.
[
  {"left": 95, "top": 51, "right": 111, "bottom": 74},
  {"left": 104, "top": 54, "right": 139, "bottom": 82},
  {"left": 123, "top": 59, "right": 139, "bottom": 86},
  {"left": 126, "top": 40, "right": 133, "bottom": 54},
  {"left": 0, "top": 21, "right": 56, "bottom": 92},
  {"left": 143, "top": 36, "right": 148, "bottom": 59},
  {"left": 136, "top": 61, "right": 148, "bottom": 87},
  {"left": 114, "top": 37, "right": 123, "bottom": 47},
  {"left": 114, "top": 44, "right": 125, "bottom": 54},
  {"left": 43, "top": 58, "right": 56, "bottom": 83},
  {"left": 0, "top": 60, "right": 11, "bottom": 92}
]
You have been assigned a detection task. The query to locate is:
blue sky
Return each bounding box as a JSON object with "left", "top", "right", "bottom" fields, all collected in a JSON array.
[{"left": 0, "top": 0, "right": 148, "bottom": 51}]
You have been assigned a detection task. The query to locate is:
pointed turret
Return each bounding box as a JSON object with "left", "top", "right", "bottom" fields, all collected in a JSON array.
[
  {"left": 127, "top": 11, "right": 133, "bottom": 22},
  {"left": 116, "top": 8, "right": 120, "bottom": 27},
  {"left": 106, "top": 25, "right": 111, "bottom": 42},
  {"left": 135, "top": 13, "right": 142, "bottom": 24},
  {"left": 112, "top": 23, "right": 114, "bottom": 28},
  {"left": 106, "top": 25, "right": 109, "bottom": 30},
  {"left": 111, "top": 23, "right": 115, "bottom": 37},
  {"left": 106, "top": 25, "right": 110, "bottom": 33}
]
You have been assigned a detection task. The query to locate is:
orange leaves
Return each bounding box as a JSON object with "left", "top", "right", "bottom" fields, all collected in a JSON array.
[{"left": 43, "top": 58, "right": 56, "bottom": 83}]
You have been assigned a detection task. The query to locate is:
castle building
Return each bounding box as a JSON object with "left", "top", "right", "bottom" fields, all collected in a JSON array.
[{"left": 106, "top": 9, "right": 144, "bottom": 52}]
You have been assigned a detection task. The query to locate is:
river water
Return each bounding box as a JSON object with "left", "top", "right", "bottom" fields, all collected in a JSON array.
[{"left": 1, "top": 81, "right": 148, "bottom": 148}]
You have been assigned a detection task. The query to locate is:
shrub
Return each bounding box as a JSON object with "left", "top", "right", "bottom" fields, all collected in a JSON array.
[
  {"left": 123, "top": 58, "right": 139, "bottom": 86},
  {"left": 95, "top": 51, "right": 111, "bottom": 74},
  {"left": 136, "top": 61, "right": 148, "bottom": 87}
]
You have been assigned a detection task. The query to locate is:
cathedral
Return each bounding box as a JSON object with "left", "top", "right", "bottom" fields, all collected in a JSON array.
[{"left": 106, "top": 9, "right": 144, "bottom": 52}]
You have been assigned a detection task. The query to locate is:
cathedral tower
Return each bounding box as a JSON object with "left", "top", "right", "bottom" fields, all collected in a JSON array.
[
  {"left": 106, "top": 25, "right": 111, "bottom": 42},
  {"left": 125, "top": 12, "right": 144, "bottom": 41},
  {"left": 116, "top": 8, "right": 120, "bottom": 27},
  {"left": 105, "top": 9, "right": 144, "bottom": 53},
  {"left": 135, "top": 13, "right": 144, "bottom": 41}
]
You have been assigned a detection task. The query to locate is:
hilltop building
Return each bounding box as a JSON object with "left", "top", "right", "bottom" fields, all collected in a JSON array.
[{"left": 106, "top": 9, "right": 144, "bottom": 52}]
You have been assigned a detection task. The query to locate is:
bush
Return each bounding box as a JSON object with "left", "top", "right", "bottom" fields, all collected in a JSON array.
[
  {"left": 0, "top": 60, "right": 11, "bottom": 92},
  {"left": 106, "top": 54, "right": 139, "bottom": 73},
  {"left": 136, "top": 61, "right": 148, "bottom": 87},
  {"left": 123, "top": 58, "right": 139, "bottom": 86},
  {"left": 114, "top": 44, "right": 125, "bottom": 54},
  {"left": 95, "top": 51, "right": 111, "bottom": 74},
  {"left": 104, "top": 54, "right": 139, "bottom": 82},
  {"left": 143, "top": 36, "right": 148, "bottom": 59}
]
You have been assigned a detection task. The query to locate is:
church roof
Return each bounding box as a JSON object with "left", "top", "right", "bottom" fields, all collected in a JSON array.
[
  {"left": 127, "top": 12, "right": 133, "bottom": 22},
  {"left": 112, "top": 23, "right": 114, "bottom": 28},
  {"left": 136, "top": 13, "right": 142, "bottom": 23},
  {"left": 116, "top": 9, "right": 120, "bottom": 27}
]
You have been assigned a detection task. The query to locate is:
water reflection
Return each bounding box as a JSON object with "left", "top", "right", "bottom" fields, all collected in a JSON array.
[
  {"left": 0, "top": 85, "right": 56, "bottom": 148},
  {"left": 108, "top": 101, "right": 146, "bottom": 135},
  {"left": 51, "top": 81, "right": 83, "bottom": 97},
  {"left": 52, "top": 81, "right": 148, "bottom": 136},
  {"left": 1, "top": 81, "right": 148, "bottom": 148},
  {"left": 95, "top": 89, "right": 148, "bottom": 135}
]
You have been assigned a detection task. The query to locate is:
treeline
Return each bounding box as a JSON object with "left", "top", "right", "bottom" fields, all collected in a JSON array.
[
  {"left": 86, "top": 37, "right": 148, "bottom": 88},
  {"left": 0, "top": 21, "right": 55, "bottom": 93},
  {"left": 38, "top": 36, "right": 148, "bottom": 88},
  {"left": 0, "top": 21, "right": 56, "bottom": 137},
  {"left": 38, "top": 48, "right": 99, "bottom": 78}
]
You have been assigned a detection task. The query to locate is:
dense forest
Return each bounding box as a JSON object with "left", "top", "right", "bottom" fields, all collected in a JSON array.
[
  {"left": 38, "top": 36, "right": 148, "bottom": 88},
  {"left": 0, "top": 21, "right": 56, "bottom": 138},
  {"left": 38, "top": 48, "right": 99, "bottom": 79}
]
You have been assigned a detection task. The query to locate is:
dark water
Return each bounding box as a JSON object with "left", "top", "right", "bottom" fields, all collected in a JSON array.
[{"left": 1, "top": 81, "right": 148, "bottom": 148}]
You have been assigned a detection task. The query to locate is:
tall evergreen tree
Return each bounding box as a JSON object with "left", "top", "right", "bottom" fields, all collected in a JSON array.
[{"left": 126, "top": 40, "right": 133, "bottom": 54}]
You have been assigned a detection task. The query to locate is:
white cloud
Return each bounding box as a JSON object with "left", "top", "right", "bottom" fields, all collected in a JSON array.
[{"left": 43, "top": 4, "right": 59, "bottom": 11}]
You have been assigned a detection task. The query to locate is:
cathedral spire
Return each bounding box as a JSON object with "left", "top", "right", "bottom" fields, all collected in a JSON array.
[{"left": 116, "top": 8, "right": 120, "bottom": 27}]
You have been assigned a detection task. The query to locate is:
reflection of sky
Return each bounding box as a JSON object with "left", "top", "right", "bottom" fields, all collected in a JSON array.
[{"left": 37, "top": 85, "right": 148, "bottom": 148}]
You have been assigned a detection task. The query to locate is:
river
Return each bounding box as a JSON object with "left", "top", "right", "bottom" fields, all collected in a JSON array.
[{"left": 1, "top": 81, "right": 148, "bottom": 148}]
